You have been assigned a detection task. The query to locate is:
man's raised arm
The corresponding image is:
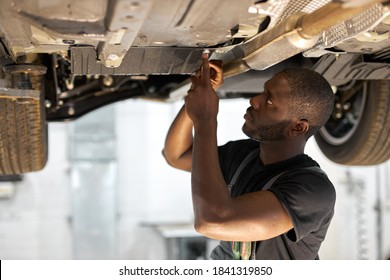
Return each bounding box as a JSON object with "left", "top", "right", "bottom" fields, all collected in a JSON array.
[
  {"left": 162, "top": 59, "right": 223, "bottom": 172},
  {"left": 162, "top": 104, "right": 193, "bottom": 171}
]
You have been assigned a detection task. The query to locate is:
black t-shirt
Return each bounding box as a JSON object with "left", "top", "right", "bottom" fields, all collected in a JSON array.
[{"left": 211, "top": 139, "right": 336, "bottom": 260}]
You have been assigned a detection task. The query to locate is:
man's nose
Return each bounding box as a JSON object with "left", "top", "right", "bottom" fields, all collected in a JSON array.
[{"left": 249, "top": 95, "right": 261, "bottom": 110}]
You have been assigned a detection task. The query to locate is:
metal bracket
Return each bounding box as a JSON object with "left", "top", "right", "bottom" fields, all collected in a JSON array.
[
  {"left": 100, "top": 0, "right": 153, "bottom": 68},
  {"left": 71, "top": 46, "right": 203, "bottom": 75}
]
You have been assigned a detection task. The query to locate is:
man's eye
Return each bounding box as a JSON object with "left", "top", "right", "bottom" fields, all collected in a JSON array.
[{"left": 267, "top": 99, "right": 273, "bottom": 105}]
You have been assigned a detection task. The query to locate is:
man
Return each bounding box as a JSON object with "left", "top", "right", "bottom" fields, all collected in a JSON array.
[{"left": 162, "top": 53, "right": 336, "bottom": 260}]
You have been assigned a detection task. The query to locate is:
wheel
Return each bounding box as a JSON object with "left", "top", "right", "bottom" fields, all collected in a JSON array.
[
  {"left": 0, "top": 64, "right": 48, "bottom": 175},
  {"left": 314, "top": 80, "right": 390, "bottom": 166}
]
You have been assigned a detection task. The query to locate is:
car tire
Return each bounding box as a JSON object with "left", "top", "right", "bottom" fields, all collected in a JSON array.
[
  {"left": 314, "top": 80, "right": 390, "bottom": 166},
  {"left": 0, "top": 64, "right": 48, "bottom": 175},
  {"left": 0, "top": 94, "right": 48, "bottom": 175}
]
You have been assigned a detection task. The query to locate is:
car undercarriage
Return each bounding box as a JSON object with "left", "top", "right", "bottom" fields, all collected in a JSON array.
[{"left": 1, "top": 0, "right": 390, "bottom": 175}]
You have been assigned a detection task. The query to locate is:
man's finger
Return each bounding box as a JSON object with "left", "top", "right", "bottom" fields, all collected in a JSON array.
[
  {"left": 201, "top": 53, "right": 210, "bottom": 82},
  {"left": 209, "top": 60, "right": 223, "bottom": 68},
  {"left": 209, "top": 60, "right": 223, "bottom": 75},
  {"left": 194, "top": 69, "right": 201, "bottom": 79},
  {"left": 190, "top": 75, "right": 200, "bottom": 87}
]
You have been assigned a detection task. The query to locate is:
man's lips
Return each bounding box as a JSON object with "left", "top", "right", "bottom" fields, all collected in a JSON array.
[{"left": 244, "top": 107, "right": 253, "bottom": 121}]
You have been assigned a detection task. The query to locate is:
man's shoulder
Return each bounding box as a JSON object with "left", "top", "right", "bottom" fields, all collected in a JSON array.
[{"left": 276, "top": 160, "right": 336, "bottom": 199}]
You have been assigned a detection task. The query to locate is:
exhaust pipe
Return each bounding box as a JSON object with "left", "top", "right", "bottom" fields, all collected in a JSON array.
[{"left": 215, "top": 0, "right": 387, "bottom": 77}]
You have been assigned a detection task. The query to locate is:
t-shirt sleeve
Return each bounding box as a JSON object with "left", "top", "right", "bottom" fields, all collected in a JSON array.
[{"left": 269, "top": 170, "right": 336, "bottom": 242}]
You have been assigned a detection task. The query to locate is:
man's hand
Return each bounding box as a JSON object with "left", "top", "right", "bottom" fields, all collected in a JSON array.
[
  {"left": 209, "top": 59, "right": 223, "bottom": 90},
  {"left": 185, "top": 53, "right": 223, "bottom": 126}
]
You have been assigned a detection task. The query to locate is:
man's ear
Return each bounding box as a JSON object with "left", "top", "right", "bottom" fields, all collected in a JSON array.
[{"left": 289, "top": 119, "right": 309, "bottom": 137}]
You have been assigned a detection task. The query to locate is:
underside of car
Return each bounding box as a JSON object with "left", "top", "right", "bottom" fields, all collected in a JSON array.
[{"left": 1, "top": 0, "right": 390, "bottom": 175}]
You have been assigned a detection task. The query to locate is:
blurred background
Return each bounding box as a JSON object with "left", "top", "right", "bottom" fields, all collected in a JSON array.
[{"left": 0, "top": 97, "right": 389, "bottom": 260}]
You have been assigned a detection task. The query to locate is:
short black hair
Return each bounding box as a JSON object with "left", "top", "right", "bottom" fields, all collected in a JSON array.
[{"left": 279, "top": 68, "right": 334, "bottom": 140}]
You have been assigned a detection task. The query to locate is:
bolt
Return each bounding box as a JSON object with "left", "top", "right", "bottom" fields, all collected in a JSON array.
[
  {"left": 68, "top": 107, "right": 75, "bottom": 116},
  {"left": 361, "top": 48, "right": 373, "bottom": 53},
  {"left": 107, "top": 54, "right": 120, "bottom": 61},
  {"left": 248, "top": 7, "right": 258, "bottom": 14},
  {"left": 63, "top": 39, "right": 75, "bottom": 45},
  {"left": 45, "top": 99, "right": 52, "bottom": 108},
  {"left": 104, "top": 54, "right": 122, "bottom": 68},
  {"left": 343, "top": 103, "right": 351, "bottom": 111},
  {"left": 102, "top": 76, "right": 114, "bottom": 87}
]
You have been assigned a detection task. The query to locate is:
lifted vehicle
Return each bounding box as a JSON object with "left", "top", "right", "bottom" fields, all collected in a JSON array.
[{"left": 1, "top": 0, "right": 390, "bottom": 175}]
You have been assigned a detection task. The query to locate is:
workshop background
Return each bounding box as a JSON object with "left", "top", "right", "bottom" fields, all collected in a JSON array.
[{"left": 0, "top": 98, "right": 389, "bottom": 260}]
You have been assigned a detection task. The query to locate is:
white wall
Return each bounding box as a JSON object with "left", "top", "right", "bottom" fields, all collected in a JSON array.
[{"left": 0, "top": 123, "right": 72, "bottom": 259}]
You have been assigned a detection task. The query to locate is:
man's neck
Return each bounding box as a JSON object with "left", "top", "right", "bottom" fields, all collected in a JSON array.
[{"left": 259, "top": 140, "right": 306, "bottom": 165}]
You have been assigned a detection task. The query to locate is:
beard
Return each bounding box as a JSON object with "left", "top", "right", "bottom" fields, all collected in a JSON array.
[{"left": 242, "top": 120, "right": 290, "bottom": 141}]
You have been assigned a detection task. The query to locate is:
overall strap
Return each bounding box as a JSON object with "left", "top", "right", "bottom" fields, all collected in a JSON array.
[
  {"left": 228, "top": 149, "right": 259, "bottom": 193},
  {"left": 227, "top": 148, "right": 258, "bottom": 260},
  {"left": 262, "top": 166, "right": 325, "bottom": 191}
]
